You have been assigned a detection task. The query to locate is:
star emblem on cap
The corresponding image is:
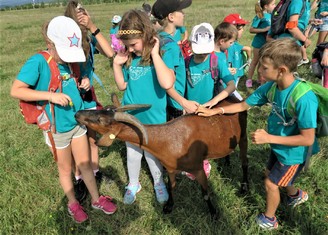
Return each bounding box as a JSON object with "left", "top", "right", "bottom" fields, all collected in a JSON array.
[{"left": 68, "top": 33, "right": 80, "bottom": 47}]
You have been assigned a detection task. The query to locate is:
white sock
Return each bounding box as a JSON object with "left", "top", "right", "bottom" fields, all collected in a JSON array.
[
  {"left": 75, "top": 175, "right": 82, "bottom": 181},
  {"left": 93, "top": 169, "right": 99, "bottom": 176}
]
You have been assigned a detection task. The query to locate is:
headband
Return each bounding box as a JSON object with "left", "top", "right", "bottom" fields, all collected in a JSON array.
[{"left": 117, "top": 30, "right": 142, "bottom": 35}]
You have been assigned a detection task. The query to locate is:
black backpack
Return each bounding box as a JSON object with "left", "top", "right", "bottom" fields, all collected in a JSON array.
[
  {"left": 311, "top": 42, "right": 328, "bottom": 78},
  {"left": 270, "top": 0, "right": 306, "bottom": 37}
]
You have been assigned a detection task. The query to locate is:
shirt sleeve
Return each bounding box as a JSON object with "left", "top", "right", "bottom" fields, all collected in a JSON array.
[{"left": 245, "top": 82, "right": 274, "bottom": 107}]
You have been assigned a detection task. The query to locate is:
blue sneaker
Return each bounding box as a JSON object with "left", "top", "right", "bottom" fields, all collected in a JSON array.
[
  {"left": 256, "top": 213, "right": 278, "bottom": 230},
  {"left": 287, "top": 189, "right": 308, "bottom": 208},
  {"left": 154, "top": 182, "right": 169, "bottom": 204},
  {"left": 123, "top": 183, "right": 141, "bottom": 205}
]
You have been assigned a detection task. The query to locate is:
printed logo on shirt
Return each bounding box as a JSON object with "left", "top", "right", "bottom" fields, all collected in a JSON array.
[{"left": 129, "top": 66, "right": 151, "bottom": 81}]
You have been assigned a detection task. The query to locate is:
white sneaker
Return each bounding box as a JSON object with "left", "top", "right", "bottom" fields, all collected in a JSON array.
[{"left": 298, "top": 59, "right": 309, "bottom": 67}]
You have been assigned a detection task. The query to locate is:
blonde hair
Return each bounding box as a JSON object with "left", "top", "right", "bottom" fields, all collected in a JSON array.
[
  {"left": 214, "top": 22, "right": 238, "bottom": 42},
  {"left": 118, "top": 9, "right": 157, "bottom": 67},
  {"left": 259, "top": 38, "right": 302, "bottom": 72},
  {"left": 255, "top": 0, "right": 274, "bottom": 18}
]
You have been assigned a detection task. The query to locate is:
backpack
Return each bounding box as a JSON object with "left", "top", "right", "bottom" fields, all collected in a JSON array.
[
  {"left": 270, "top": 0, "right": 306, "bottom": 37},
  {"left": 267, "top": 78, "right": 328, "bottom": 137},
  {"left": 19, "top": 51, "right": 80, "bottom": 161},
  {"left": 311, "top": 42, "right": 328, "bottom": 79},
  {"left": 179, "top": 40, "right": 193, "bottom": 59},
  {"left": 185, "top": 52, "right": 220, "bottom": 94}
]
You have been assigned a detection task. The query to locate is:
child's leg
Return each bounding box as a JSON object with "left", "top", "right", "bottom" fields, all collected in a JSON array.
[
  {"left": 264, "top": 177, "right": 280, "bottom": 218},
  {"left": 126, "top": 142, "right": 143, "bottom": 185},
  {"left": 88, "top": 128, "right": 100, "bottom": 173},
  {"left": 247, "top": 48, "right": 259, "bottom": 81},
  {"left": 144, "top": 151, "right": 164, "bottom": 185}
]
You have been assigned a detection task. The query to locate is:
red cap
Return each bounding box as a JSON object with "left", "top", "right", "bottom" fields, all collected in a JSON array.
[{"left": 223, "top": 13, "right": 249, "bottom": 25}]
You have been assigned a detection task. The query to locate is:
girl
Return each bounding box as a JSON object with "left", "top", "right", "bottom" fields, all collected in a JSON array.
[
  {"left": 10, "top": 16, "right": 116, "bottom": 223},
  {"left": 113, "top": 10, "right": 174, "bottom": 205},
  {"left": 246, "top": 0, "right": 276, "bottom": 87},
  {"left": 64, "top": 0, "right": 115, "bottom": 202}
]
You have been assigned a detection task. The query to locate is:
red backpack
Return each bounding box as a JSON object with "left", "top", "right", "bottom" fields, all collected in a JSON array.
[
  {"left": 19, "top": 51, "right": 80, "bottom": 161},
  {"left": 179, "top": 40, "right": 193, "bottom": 59}
]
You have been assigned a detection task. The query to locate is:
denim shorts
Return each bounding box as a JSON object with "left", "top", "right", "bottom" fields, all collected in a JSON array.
[
  {"left": 43, "top": 125, "right": 87, "bottom": 149},
  {"left": 267, "top": 151, "right": 305, "bottom": 187},
  {"left": 319, "top": 16, "right": 328, "bottom": 32}
]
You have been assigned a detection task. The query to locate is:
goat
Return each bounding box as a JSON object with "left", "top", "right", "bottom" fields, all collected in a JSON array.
[{"left": 75, "top": 94, "right": 248, "bottom": 218}]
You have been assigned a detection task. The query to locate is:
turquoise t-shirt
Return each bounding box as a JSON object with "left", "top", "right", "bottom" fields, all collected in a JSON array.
[
  {"left": 17, "top": 53, "right": 84, "bottom": 133},
  {"left": 274, "top": 0, "right": 311, "bottom": 42},
  {"left": 109, "top": 25, "right": 119, "bottom": 35},
  {"left": 251, "top": 13, "right": 271, "bottom": 48},
  {"left": 227, "top": 42, "right": 245, "bottom": 80},
  {"left": 317, "top": 0, "right": 328, "bottom": 16},
  {"left": 122, "top": 56, "right": 167, "bottom": 124},
  {"left": 173, "top": 26, "right": 186, "bottom": 42},
  {"left": 159, "top": 31, "right": 186, "bottom": 110},
  {"left": 80, "top": 35, "right": 98, "bottom": 109},
  {"left": 245, "top": 80, "right": 319, "bottom": 165},
  {"left": 185, "top": 52, "right": 234, "bottom": 104}
]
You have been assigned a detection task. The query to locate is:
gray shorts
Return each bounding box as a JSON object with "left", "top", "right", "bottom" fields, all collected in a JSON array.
[{"left": 43, "top": 125, "right": 87, "bottom": 149}]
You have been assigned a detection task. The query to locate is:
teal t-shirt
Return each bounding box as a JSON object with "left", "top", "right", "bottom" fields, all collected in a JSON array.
[
  {"left": 17, "top": 53, "right": 84, "bottom": 133},
  {"left": 109, "top": 25, "right": 119, "bottom": 35},
  {"left": 227, "top": 42, "right": 245, "bottom": 80},
  {"left": 251, "top": 13, "right": 271, "bottom": 48},
  {"left": 185, "top": 52, "right": 234, "bottom": 104},
  {"left": 79, "top": 35, "right": 98, "bottom": 109},
  {"left": 159, "top": 31, "right": 186, "bottom": 110},
  {"left": 317, "top": 0, "right": 328, "bottom": 16},
  {"left": 173, "top": 26, "right": 186, "bottom": 42},
  {"left": 122, "top": 56, "right": 167, "bottom": 124},
  {"left": 245, "top": 80, "right": 319, "bottom": 165}
]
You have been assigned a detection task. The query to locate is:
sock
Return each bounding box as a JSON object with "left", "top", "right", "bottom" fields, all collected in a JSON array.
[
  {"left": 264, "top": 214, "right": 275, "bottom": 221},
  {"left": 289, "top": 189, "right": 299, "bottom": 198},
  {"left": 75, "top": 175, "right": 82, "bottom": 181},
  {"left": 93, "top": 169, "right": 99, "bottom": 176}
]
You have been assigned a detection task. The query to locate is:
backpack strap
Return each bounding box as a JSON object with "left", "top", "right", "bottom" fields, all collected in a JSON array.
[
  {"left": 185, "top": 55, "right": 194, "bottom": 87},
  {"left": 210, "top": 51, "right": 219, "bottom": 83},
  {"left": 286, "top": 79, "right": 311, "bottom": 117}
]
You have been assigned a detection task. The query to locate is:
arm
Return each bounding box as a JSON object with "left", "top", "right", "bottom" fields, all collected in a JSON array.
[
  {"left": 196, "top": 100, "right": 250, "bottom": 117},
  {"left": 202, "top": 80, "right": 236, "bottom": 108},
  {"left": 251, "top": 128, "right": 315, "bottom": 146},
  {"left": 166, "top": 87, "right": 199, "bottom": 113},
  {"left": 242, "top": 46, "right": 252, "bottom": 61},
  {"left": 287, "top": 15, "right": 311, "bottom": 48},
  {"left": 113, "top": 52, "right": 128, "bottom": 91},
  {"left": 11, "top": 80, "right": 72, "bottom": 107},
  {"left": 321, "top": 48, "right": 328, "bottom": 66},
  {"left": 182, "top": 29, "right": 188, "bottom": 42},
  {"left": 249, "top": 26, "right": 270, "bottom": 34},
  {"left": 77, "top": 11, "right": 114, "bottom": 58},
  {"left": 151, "top": 37, "right": 175, "bottom": 90}
]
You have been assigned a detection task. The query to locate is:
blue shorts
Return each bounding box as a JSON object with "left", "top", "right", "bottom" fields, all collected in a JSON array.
[
  {"left": 319, "top": 16, "right": 328, "bottom": 32},
  {"left": 267, "top": 151, "right": 305, "bottom": 187}
]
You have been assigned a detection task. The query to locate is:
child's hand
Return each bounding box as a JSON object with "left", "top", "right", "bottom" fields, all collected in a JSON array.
[
  {"left": 151, "top": 37, "right": 160, "bottom": 57},
  {"left": 113, "top": 51, "right": 129, "bottom": 65},
  {"left": 49, "top": 92, "right": 72, "bottom": 107},
  {"left": 202, "top": 99, "right": 217, "bottom": 109},
  {"left": 228, "top": 67, "right": 237, "bottom": 75},
  {"left": 79, "top": 77, "right": 91, "bottom": 91},
  {"left": 182, "top": 100, "right": 199, "bottom": 114},
  {"left": 196, "top": 105, "right": 220, "bottom": 117},
  {"left": 77, "top": 11, "right": 92, "bottom": 29},
  {"left": 251, "top": 129, "right": 270, "bottom": 144}
]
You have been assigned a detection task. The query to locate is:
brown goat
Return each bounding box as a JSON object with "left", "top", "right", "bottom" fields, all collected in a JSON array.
[{"left": 75, "top": 94, "right": 248, "bottom": 217}]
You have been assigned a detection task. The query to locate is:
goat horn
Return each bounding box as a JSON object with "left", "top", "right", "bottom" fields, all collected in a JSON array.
[
  {"left": 113, "top": 112, "right": 148, "bottom": 144},
  {"left": 115, "top": 104, "right": 151, "bottom": 112}
]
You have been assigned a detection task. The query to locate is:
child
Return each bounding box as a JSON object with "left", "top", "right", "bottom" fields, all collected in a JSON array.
[
  {"left": 183, "top": 22, "right": 236, "bottom": 180},
  {"left": 10, "top": 16, "right": 117, "bottom": 223},
  {"left": 64, "top": 1, "right": 115, "bottom": 202},
  {"left": 247, "top": 0, "right": 276, "bottom": 87},
  {"left": 113, "top": 9, "right": 175, "bottom": 205},
  {"left": 109, "top": 15, "right": 125, "bottom": 53},
  {"left": 314, "top": 0, "right": 328, "bottom": 45},
  {"left": 173, "top": 26, "right": 189, "bottom": 44},
  {"left": 223, "top": 14, "right": 252, "bottom": 89},
  {"left": 196, "top": 38, "right": 319, "bottom": 230}
]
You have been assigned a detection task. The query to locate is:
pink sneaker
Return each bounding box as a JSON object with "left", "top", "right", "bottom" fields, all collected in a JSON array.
[
  {"left": 68, "top": 202, "right": 88, "bottom": 223},
  {"left": 245, "top": 79, "right": 253, "bottom": 88},
  {"left": 92, "top": 195, "right": 117, "bottom": 215},
  {"left": 185, "top": 160, "right": 212, "bottom": 180}
]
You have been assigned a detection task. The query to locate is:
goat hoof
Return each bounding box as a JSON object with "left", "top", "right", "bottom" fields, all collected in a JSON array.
[
  {"left": 163, "top": 203, "right": 173, "bottom": 214},
  {"left": 239, "top": 183, "right": 249, "bottom": 194},
  {"left": 210, "top": 210, "right": 219, "bottom": 221}
]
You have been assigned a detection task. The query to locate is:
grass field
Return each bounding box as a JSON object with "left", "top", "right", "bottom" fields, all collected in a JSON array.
[{"left": 0, "top": 0, "right": 327, "bottom": 234}]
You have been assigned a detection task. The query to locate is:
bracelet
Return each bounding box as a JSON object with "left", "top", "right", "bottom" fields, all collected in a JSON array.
[
  {"left": 219, "top": 107, "right": 225, "bottom": 115},
  {"left": 92, "top": 28, "right": 100, "bottom": 37}
]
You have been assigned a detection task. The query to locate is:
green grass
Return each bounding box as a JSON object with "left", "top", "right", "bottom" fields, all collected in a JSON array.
[{"left": 0, "top": 1, "right": 327, "bottom": 234}]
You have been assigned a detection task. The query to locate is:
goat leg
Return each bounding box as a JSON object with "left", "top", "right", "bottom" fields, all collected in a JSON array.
[{"left": 163, "top": 172, "right": 175, "bottom": 214}]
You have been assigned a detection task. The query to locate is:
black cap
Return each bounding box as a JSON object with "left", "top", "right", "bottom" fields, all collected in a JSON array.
[{"left": 151, "top": 0, "right": 192, "bottom": 20}]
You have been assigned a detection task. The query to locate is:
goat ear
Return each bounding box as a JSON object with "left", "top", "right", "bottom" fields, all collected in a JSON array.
[
  {"left": 111, "top": 93, "right": 121, "bottom": 108},
  {"left": 96, "top": 132, "right": 115, "bottom": 147}
]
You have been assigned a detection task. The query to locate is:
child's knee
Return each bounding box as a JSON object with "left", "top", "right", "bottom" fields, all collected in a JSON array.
[{"left": 264, "top": 177, "right": 278, "bottom": 190}]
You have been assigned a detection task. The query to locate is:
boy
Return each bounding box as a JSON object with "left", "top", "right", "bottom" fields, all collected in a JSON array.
[
  {"left": 196, "top": 38, "right": 319, "bottom": 230},
  {"left": 223, "top": 14, "right": 252, "bottom": 88}
]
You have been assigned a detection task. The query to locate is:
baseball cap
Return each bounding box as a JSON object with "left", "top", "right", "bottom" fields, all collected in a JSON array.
[
  {"left": 47, "top": 16, "right": 85, "bottom": 63},
  {"left": 151, "top": 0, "right": 192, "bottom": 20},
  {"left": 112, "top": 15, "right": 122, "bottom": 24},
  {"left": 190, "top": 23, "right": 214, "bottom": 54},
  {"left": 223, "top": 13, "right": 249, "bottom": 25}
]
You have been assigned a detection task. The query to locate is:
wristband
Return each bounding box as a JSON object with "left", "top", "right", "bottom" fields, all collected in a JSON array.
[{"left": 92, "top": 28, "right": 100, "bottom": 37}]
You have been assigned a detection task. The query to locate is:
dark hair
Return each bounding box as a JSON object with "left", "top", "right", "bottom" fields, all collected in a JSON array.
[
  {"left": 214, "top": 22, "right": 238, "bottom": 42},
  {"left": 255, "top": 0, "right": 274, "bottom": 18}
]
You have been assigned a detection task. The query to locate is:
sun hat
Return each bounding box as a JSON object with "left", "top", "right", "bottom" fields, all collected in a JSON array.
[
  {"left": 112, "top": 15, "right": 122, "bottom": 24},
  {"left": 151, "top": 0, "right": 192, "bottom": 20},
  {"left": 223, "top": 13, "right": 249, "bottom": 25},
  {"left": 189, "top": 23, "right": 214, "bottom": 54},
  {"left": 47, "top": 16, "right": 85, "bottom": 63}
]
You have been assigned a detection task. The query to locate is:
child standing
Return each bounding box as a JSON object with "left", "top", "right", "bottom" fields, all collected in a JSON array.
[
  {"left": 113, "top": 10, "right": 175, "bottom": 205},
  {"left": 223, "top": 14, "right": 252, "bottom": 89},
  {"left": 246, "top": 0, "right": 276, "bottom": 87},
  {"left": 10, "top": 16, "right": 117, "bottom": 223},
  {"left": 197, "top": 38, "right": 319, "bottom": 230}
]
